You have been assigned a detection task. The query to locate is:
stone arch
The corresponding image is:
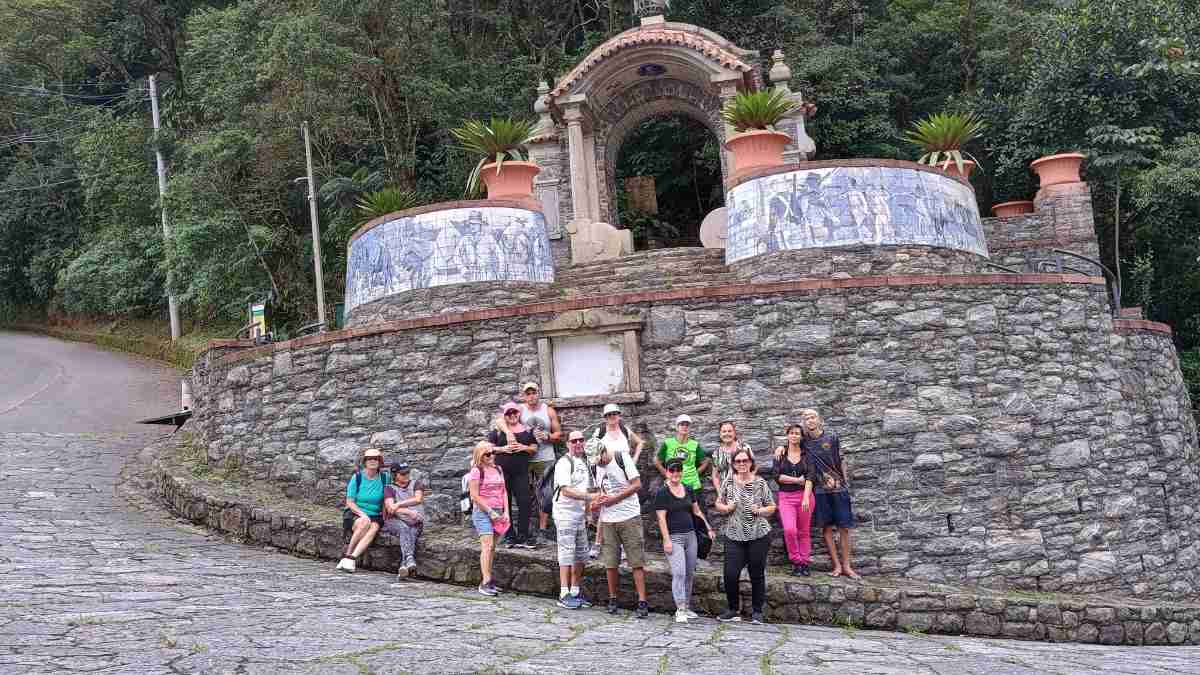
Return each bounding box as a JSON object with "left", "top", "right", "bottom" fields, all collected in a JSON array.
[{"left": 594, "top": 78, "right": 727, "bottom": 226}]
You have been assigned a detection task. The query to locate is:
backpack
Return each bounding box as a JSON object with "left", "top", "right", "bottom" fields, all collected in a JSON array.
[
  {"left": 588, "top": 424, "right": 633, "bottom": 481},
  {"left": 460, "top": 464, "right": 503, "bottom": 515},
  {"left": 545, "top": 454, "right": 590, "bottom": 504}
]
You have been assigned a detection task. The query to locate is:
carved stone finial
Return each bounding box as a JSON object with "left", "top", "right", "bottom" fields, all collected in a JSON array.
[
  {"left": 634, "top": 0, "right": 668, "bottom": 20},
  {"left": 534, "top": 80, "right": 550, "bottom": 116},
  {"left": 532, "top": 80, "right": 556, "bottom": 142},
  {"left": 769, "top": 49, "right": 792, "bottom": 94}
]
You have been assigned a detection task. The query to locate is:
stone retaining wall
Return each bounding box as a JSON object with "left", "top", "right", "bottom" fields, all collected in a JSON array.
[
  {"left": 148, "top": 445, "right": 1200, "bottom": 646},
  {"left": 189, "top": 274, "right": 1200, "bottom": 600}
]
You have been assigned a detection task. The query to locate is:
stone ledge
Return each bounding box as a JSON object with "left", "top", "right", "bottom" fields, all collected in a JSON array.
[
  {"left": 1114, "top": 319, "right": 1173, "bottom": 335},
  {"left": 147, "top": 439, "right": 1200, "bottom": 646},
  {"left": 201, "top": 273, "right": 1104, "bottom": 368}
]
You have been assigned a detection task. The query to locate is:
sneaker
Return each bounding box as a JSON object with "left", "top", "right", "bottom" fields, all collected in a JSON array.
[
  {"left": 572, "top": 593, "right": 592, "bottom": 608},
  {"left": 589, "top": 545, "right": 600, "bottom": 560},
  {"left": 404, "top": 557, "right": 417, "bottom": 574},
  {"left": 718, "top": 610, "right": 741, "bottom": 622},
  {"left": 487, "top": 580, "right": 504, "bottom": 594},
  {"left": 684, "top": 609, "right": 699, "bottom": 619},
  {"left": 557, "top": 594, "right": 582, "bottom": 609},
  {"left": 790, "top": 564, "right": 804, "bottom": 577},
  {"left": 799, "top": 564, "right": 810, "bottom": 577},
  {"left": 478, "top": 583, "right": 498, "bottom": 597},
  {"left": 636, "top": 601, "right": 649, "bottom": 619},
  {"left": 607, "top": 598, "right": 619, "bottom": 615},
  {"left": 751, "top": 611, "right": 765, "bottom": 625},
  {"left": 396, "top": 566, "right": 409, "bottom": 580},
  {"left": 505, "top": 536, "right": 521, "bottom": 549},
  {"left": 675, "top": 609, "right": 689, "bottom": 624},
  {"left": 335, "top": 557, "right": 352, "bottom": 572},
  {"left": 523, "top": 533, "right": 541, "bottom": 548}
]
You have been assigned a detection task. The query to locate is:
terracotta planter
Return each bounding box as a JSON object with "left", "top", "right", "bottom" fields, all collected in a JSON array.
[
  {"left": 992, "top": 200, "right": 1035, "bottom": 217},
  {"left": 939, "top": 159, "right": 976, "bottom": 181},
  {"left": 479, "top": 160, "right": 540, "bottom": 200},
  {"left": 1030, "top": 152, "right": 1086, "bottom": 187},
  {"left": 724, "top": 129, "right": 792, "bottom": 177}
]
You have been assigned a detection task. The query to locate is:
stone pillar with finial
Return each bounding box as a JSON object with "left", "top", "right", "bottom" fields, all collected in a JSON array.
[
  {"left": 769, "top": 49, "right": 816, "bottom": 162},
  {"left": 635, "top": 0, "right": 669, "bottom": 24},
  {"left": 528, "top": 81, "right": 566, "bottom": 244}
]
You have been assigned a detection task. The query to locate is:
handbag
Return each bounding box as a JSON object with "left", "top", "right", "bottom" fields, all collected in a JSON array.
[{"left": 693, "top": 512, "right": 712, "bottom": 559}]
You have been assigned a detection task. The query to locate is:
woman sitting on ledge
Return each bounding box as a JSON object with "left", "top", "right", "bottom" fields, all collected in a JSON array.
[
  {"left": 337, "top": 447, "right": 390, "bottom": 573},
  {"left": 383, "top": 461, "right": 424, "bottom": 580}
]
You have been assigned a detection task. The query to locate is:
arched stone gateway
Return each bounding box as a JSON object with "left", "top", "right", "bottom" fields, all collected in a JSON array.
[{"left": 528, "top": 12, "right": 814, "bottom": 263}]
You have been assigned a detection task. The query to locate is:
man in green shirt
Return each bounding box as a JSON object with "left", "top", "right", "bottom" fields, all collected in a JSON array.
[{"left": 656, "top": 414, "right": 708, "bottom": 491}]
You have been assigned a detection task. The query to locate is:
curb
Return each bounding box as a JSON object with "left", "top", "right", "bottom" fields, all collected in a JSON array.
[{"left": 145, "top": 439, "right": 1200, "bottom": 646}]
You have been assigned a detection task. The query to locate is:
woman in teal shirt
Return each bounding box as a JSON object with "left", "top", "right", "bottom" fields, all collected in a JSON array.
[{"left": 336, "top": 447, "right": 389, "bottom": 573}]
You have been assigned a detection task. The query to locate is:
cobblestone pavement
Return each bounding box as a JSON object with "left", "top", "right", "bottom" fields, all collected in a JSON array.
[{"left": 3, "top": 333, "right": 1200, "bottom": 674}]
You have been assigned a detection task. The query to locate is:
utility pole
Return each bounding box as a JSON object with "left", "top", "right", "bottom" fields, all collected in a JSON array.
[
  {"left": 301, "top": 121, "right": 328, "bottom": 330},
  {"left": 149, "top": 75, "right": 181, "bottom": 341}
]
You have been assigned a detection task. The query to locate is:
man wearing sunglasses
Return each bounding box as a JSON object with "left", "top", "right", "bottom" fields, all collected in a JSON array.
[{"left": 551, "top": 430, "right": 594, "bottom": 609}]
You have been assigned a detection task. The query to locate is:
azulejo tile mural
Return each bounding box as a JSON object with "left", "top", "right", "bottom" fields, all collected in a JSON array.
[
  {"left": 725, "top": 166, "right": 989, "bottom": 264},
  {"left": 345, "top": 206, "right": 554, "bottom": 315}
]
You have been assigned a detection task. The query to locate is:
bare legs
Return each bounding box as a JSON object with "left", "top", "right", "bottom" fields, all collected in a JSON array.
[
  {"left": 345, "top": 518, "right": 380, "bottom": 559},
  {"left": 605, "top": 567, "right": 647, "bottom": 602},
  {"left": 822, "top": 526, "right": 857, "bottom": 578},
  {"left": 479, "top": 533, "right": 496, "bottom": 585}
]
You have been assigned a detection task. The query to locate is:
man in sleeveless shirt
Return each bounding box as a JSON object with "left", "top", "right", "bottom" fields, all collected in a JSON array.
[{"left": 520, "top": 382, "right": 561, "bottom": 545}]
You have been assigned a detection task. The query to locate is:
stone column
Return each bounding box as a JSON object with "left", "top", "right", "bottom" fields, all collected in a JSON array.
[
  {"left": 561, "top": 100, "right": 594, "bottom": 224},
  {"left": 768, "top": 50, "right": 816, "bottom": 163},
  {"left": 714, "top": 76, "right": 741, "bottom": 184}
]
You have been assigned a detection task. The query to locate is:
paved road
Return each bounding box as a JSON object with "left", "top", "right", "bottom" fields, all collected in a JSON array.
[{"left": 2, "top": 331, "right": 1199, "bottom": 674}]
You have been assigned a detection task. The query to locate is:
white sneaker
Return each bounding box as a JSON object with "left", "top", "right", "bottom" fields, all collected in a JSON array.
[
  {"left": 335, "top": 557, "right": 353, "bottom": 572},
  {"left": 684, "top": 609, "right": 699, "bottom": 619},
  {"left": 675, "top": 608, "right": 689, "bottom": 624}
]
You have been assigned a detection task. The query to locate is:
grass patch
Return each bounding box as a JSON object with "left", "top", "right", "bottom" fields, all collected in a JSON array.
[
  {"left": 67, "top": 615, "right": 102, "bottom": 626},
  {"left": 160, "top": 634, "right": 178, "bottom": 649},
  {"left": 189, "top": 643, "right": 209, "bottom": 654},
  {"left": 656, "top": 654, "right": 669, "bottom": 675}
]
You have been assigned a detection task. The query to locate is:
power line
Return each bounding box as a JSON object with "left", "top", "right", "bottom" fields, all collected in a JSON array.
[{"left": 0, "top": 177, "right": 85, "bottom": 194}]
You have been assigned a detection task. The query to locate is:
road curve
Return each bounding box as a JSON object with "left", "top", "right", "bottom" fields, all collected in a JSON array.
[{"left": 0, "top": 331, "right": 1198, "bottom": 674}]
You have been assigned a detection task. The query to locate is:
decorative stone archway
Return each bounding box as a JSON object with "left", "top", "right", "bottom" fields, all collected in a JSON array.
[{"left": 527, "top": 11, "right": 815, "bottom": 263}]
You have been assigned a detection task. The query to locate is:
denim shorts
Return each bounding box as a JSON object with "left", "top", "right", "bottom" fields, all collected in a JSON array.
[{"left": 471, "top": 509, "right": 494, "bottom": 535}]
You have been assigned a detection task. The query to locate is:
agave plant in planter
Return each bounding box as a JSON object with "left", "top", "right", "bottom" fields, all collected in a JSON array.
[
  {"left": 904, "top": 112, "right": 986, "bottom": 180},
  {"left": 355, "top": 187, "right": 422, "bottom": 225},
  {"left": 720, "top": 89, "right": 796, "bottom": 177},
  {"left": 451, "top": 117, "right": 540, "bottom": 199}
]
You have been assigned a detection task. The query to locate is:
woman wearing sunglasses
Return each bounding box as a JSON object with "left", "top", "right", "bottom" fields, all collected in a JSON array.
[
  {"left": 468, "top": 440, "right": 509, "bottom": 596},
  {"left": 487, "top": 401, "right": 539, "bottom": 549},
  {"left": 714, "top": 447, "right": 776, "bottom": 623},
  {"left": 655, "top": 458, "right": 715, "bottom": 623},
  {"left": 336, "top": 447, "right": 390, "bottom": 573}
]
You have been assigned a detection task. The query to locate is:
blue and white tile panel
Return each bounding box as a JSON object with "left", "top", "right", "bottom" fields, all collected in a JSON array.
[
  {"left": 726, "top": 166, "right": 988, "bottom": 264},
  {"left": 345, "top": 206, "right": 554, "bottom": 316}
]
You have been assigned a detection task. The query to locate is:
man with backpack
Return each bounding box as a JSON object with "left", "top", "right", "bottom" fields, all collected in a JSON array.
[
  {"left": 551, "top": 430, "right": 594, "bottom": 609},
  {"left": 591, "top": 404, "right": 649, "bottom": 618},
  {"left": 587, "top": 403, "right": 645, "bottom": 560}
]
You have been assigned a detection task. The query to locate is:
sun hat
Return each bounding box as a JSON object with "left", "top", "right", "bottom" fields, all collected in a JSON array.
[{"left": 602, "top": 403, "right": 621, "bottom": 416}]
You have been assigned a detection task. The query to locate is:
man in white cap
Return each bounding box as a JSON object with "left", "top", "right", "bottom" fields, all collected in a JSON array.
[
  {"left": 519, "top": 381, "right": 561, "bottom": 545},
  {"left": 589, "top": 403, "right": 649, "bottom": 618},
  {"left": 655, "top": 414, "right": 708, "bottom": 494}
]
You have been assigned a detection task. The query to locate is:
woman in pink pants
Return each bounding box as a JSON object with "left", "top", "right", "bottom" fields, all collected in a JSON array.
[{"left": 774, "top": 423, "right": 813, "bottom": 576}]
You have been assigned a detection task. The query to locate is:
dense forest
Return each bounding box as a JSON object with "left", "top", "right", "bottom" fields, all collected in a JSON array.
[{"left": 1, "top": 0, "right": 1198, "bottom": 398}]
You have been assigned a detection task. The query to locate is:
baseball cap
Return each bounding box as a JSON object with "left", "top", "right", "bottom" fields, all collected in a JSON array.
[
  {"left": 602, "top": 403, "right": 621, "bottom": 416},
  {"left": 389, "top": 461, "right": 411, "bottom": 474},
  {"left": 665, "top": 458, "right": 685, "bottom": 471},
  {"left": 521, "top": 382, "right": 539, "bottom": 392},
  {"left": 501, "top": 401, "right": 521, "bottom": 415},
  {"left": 675, "top": 414, "right": 692, "bottom": 426}
]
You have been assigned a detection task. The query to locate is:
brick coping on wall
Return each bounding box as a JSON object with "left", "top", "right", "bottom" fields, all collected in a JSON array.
[
  {"left": 348, "top": 198, "right": 543, "bottom": 244},
  {"left": 1114, "top": 319, "right": 1174, "bottom": 335},
  {"left": 147, "top": 440, "right": 1200, "bottom": 646},
  {"left": 203, "top": 273, "right": 1104, "bottom": 368},
  {"left": 726, "top": 158, "right": 974, "bottom": 190}
]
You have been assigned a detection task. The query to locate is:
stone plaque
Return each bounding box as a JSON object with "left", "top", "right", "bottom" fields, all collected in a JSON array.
[{"left": 624, "top": 176, "right": 658, "bottom": 215}]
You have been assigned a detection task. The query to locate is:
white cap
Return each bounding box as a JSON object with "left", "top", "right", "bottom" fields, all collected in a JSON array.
[
  {"left": 675, "top": 414, "right": 692, "bottom": 426},
  {"left": 602, "top": 403, "right": 622, "bottom": 416}
]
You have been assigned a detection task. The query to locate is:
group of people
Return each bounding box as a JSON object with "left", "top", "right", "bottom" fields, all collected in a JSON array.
[{"left": 336, "top": 380, "right": 858, "bottom": 625}]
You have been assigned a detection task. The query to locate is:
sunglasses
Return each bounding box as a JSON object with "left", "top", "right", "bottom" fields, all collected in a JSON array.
[
  {"left": 504, "top": 410, "right": 520, "bottom": 416},
  {"left": 666, "top": 466, "right": 682, "bottom": 473},
  {"left": 364, "top": 456, "right": 382, "bottom": 462},
  {"left": 482, "top": 452, "right": 494, "bottom": 458},
  {"left": 733, "top": 459, "right": 752, "bottom": 464},
  {"left": 568, "top": 438, "right": 584, "bottom": 444}
]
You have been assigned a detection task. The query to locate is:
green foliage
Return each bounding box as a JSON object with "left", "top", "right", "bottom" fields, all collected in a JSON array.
[
  {"left": 904, "top": 112, "right": 985, "bottom": 171},
  {"left": 450, "top": 117, "right": 537, "bottom": 196},
  {"left": 720, "top": 89, "right": 796, "bottom": 132},
  {"left": 355, "top": 188, "right": 422, "bottom": 225}
]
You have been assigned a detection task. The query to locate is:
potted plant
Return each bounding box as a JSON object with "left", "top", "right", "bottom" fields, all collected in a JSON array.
[
  {"left": 451, "top": 117, "right": 539, "bottom": 199},
  {"left": 991, "top": 200, "right": 1035, "bottom": 217},
  {"left": 904, "top": 112, "right": 985, "bottom": 181},
  {"left": 721, "top": 89, "right": 796, "bottom": 177},
  {"left": 1030, "top": 152, "right": 1087, "bottom": 187}
]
